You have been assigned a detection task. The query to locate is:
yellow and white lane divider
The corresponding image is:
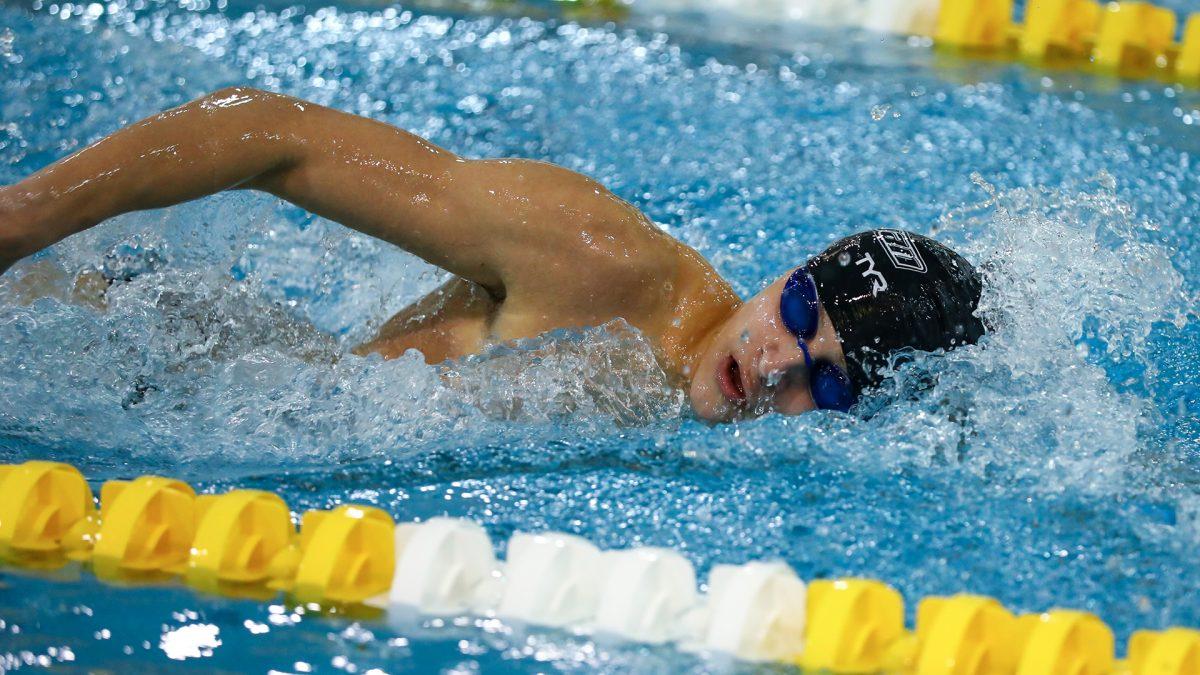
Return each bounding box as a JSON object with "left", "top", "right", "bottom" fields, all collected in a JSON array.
[
  {"left": 1, "top": 460, "right": 1197, "bottom": 674},
  {"left": 935, "top": 0, "right": 1200, "bottom": 81},
  {"left": 655, "top": 0, "right": 1200, "bottom": 82}
]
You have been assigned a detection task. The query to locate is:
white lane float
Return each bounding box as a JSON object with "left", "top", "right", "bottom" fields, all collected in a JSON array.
[
  {"left": 370, "top": 517, "right": 499, "bottom": 614},
  {"left": 859, "top": 0, "right": 940, "bottom": 36},
  {"left": 495, "top": 531, "right": 605, "bottom": 627},
  {"left": 593, "top": 547, "right": 699, "bottom": 643},
  {"left": 688, "top": 561, "right": 807, "bottom": 662},
  {"left": 634, "top": 0, "right": 940, "bottom": 36}
]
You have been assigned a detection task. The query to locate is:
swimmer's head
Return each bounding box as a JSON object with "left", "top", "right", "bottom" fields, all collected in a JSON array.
[{"left": 688, "top": 229, "right": 987, "bottom": 422}]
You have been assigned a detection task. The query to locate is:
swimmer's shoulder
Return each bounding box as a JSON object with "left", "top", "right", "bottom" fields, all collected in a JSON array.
[
  {"left": 461, "top": 159, "right": 675, "bottom": 284},
  {"left": 452, "top": 158, "right": 732, "bottom": 337}
]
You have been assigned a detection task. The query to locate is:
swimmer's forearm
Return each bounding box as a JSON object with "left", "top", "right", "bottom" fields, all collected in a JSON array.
[
  {"left": 0, "top": 86, "right": 494, "bottom": 282},
  {"left": 1, "top": 86, "right": 626, "bottom": 292},
  {"left": 1, "top": 87, "right": 309, "bottom": 264}
]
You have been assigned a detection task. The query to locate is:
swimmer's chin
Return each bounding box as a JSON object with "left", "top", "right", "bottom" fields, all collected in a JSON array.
[
  {"left": 685, "top": 386, "right": 747, "bottom": 424},
  {"left": 687, "top": 403, "right": 757, "bottom": 425}
]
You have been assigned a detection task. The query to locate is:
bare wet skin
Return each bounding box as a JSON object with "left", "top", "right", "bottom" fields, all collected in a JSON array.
[
  {"left": 0, "top": 86, "right": 844, "bottom": 422},
  {"left": 1, "top": 2, "right": 1199, "bottom": 667}
]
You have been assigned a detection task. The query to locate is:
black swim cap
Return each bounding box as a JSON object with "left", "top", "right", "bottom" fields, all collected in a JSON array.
[{"left": 805, "top": 229, "right": 986, "bottom": 393}]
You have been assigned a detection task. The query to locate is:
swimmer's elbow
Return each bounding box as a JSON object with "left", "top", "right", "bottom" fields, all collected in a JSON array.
[
  {"left": 200, "top": 86, "right": 281, "bottom": 110},
  {"left": 197, "top": 87, "right": 307, "bottom": 136},
  {"left": 194, "top": 87, "right": 310, "bottom": 187}
]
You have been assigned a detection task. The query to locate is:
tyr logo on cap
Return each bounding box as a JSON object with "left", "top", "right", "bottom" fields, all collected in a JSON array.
[
  {"left": 855, "top": 252, "right": 888, "bottom": 296},
  {"left": 876, "top": 230, "right": 927, "bottom": 273}
]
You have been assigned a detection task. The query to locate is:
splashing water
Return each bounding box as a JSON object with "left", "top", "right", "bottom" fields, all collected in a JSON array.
[
  {"left": 1, "top": 0, "right": 1199, "bottom": 670},
  {"left": 838, "top": 176, "right": 1191, "bottom": 493}
]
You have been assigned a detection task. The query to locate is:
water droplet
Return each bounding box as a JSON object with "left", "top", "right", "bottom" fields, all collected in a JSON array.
[
  {"left": 456, "top": 94, "right": 488, "bottom": 114},
  {"left": 870, "top": 104, "right": 891, "bottom": 121}
]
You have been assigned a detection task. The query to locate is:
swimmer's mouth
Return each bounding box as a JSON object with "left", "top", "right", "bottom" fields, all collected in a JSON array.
[{"left": 717, "top": 354, "right": 748, "bottom": 407}]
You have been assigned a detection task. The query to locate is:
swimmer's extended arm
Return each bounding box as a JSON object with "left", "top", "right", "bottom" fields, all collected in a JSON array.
[{"left": 0, "top": 87, "right": 635, "bottom": 291}]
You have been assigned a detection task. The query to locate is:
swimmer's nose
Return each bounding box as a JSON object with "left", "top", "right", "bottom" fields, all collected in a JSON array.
[{"left": 755, "top": 338, "right": 809, "bottom": 389}]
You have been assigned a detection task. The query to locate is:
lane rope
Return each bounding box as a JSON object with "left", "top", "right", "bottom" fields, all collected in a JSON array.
[
  {"left": 1, "top": 460, "right": 1196, "bottom": 672},
  {"left": 932, "top": 0, "right": 1199, "bottom": 82}
]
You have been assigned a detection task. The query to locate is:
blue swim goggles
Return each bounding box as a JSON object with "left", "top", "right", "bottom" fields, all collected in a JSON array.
[{"left": 779, "top": 268, "right": 857, "bottom": 412}]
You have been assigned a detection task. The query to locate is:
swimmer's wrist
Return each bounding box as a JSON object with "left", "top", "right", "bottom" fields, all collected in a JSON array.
[
  {"left": 0, "top": 183, "right": 98, "bottom": 272},
  {"left": 0, "top": 185, "right": 50, "bottom": 273}
]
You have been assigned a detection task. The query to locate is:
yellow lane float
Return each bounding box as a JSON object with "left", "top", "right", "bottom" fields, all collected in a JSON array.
[
  {"left": 1179, "top": 15, "right": 1200, "bottom": 81},
  {"left": 1019, "top": 0, "right": 1102, "bottom": 61},
  {"left": 887, "top": 594, "right": 1019, "bottom": 675},
  {"left": 0, "top": 461, "right": 95, "bottom": 561},
  {"left": 1122, "top": 628, "right": 1200, "bottom": 675},
  {"left": 1093, "top": 2, "right": 1177, "bottom": 74},
  {"left": 1014, "top": 610, "right": 1115, "bottom": 675},
  {"left": 935, "top": 0, "right": 1014, "bottom": 50},
  {"left": 1, "top": 460, "right": 1197, "bottom": 674},
  {"left": 187, "top": 489, "right": 292, "bottom": 590},
  {"left": 930, "top": 0, "right": 1200, "bottom": 84},
  {"left": 800, "top": 578, "right": 905, "bottom": 672}
]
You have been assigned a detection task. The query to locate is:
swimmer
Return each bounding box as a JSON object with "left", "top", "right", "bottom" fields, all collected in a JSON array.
[{"left": 0, "top": 87, "right": 986, "bottom": 422}]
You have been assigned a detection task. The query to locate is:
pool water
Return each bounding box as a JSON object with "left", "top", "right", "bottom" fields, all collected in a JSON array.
[{"left": 1, "top": 0, "right": 1199, "bottom": 671}]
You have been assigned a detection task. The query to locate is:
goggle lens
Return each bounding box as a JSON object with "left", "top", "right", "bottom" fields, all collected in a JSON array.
[
  {"left": 810, "top": 360, "right": 855, "bottom": 412},
  {"left": 780, "top": 267, "right": 820, "bottom": 340},
  {"left": 779, "top": 268, "right": 856, "bottom": 412}
]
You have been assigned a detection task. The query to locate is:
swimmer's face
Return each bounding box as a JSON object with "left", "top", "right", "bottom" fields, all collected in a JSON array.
[{"left": 688, "top": 270, "right": 848, "bottom": 422}]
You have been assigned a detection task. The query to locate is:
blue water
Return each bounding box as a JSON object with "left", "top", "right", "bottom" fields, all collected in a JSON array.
[{"left": 1, "top": 0, "right": 1199, "bottom": 671}]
